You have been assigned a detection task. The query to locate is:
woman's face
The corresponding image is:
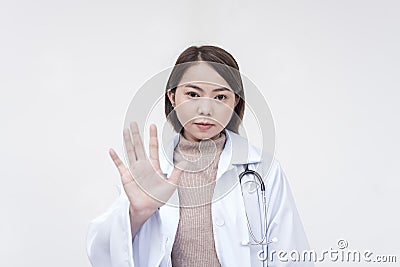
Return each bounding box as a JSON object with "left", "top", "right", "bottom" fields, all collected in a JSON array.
[{"left": 167, "top": 62, "right": 239, "bottom": 142}]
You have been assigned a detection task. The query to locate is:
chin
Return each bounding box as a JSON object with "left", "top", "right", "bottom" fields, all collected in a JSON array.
[
  {"left": 195, "top": 131, "right": 221, "bottom": 141},
  {"left": 190, "top": 133, "right": 209, "bottom": 140}
]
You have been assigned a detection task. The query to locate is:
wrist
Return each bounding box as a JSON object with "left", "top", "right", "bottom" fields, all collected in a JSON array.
[{"left": 129, "top": 205, "right": 158, "bottom": 238}]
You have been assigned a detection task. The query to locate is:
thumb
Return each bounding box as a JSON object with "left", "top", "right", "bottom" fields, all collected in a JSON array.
[{"left": 167, "top": 161, "right": 188, "bottom": 186}]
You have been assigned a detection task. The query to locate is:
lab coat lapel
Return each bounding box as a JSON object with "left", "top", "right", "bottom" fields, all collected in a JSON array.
[{"left": 211, "top": 130, "right": 263, "bottom": 266}]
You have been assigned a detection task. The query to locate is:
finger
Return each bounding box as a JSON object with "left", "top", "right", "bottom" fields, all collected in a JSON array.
[
  {"left": 130, "top": 121, "right": 146, "bottom": 160},
  {"left": 123, "top": 128, "right": 136, "bottom": 165},
  {"left": 109, "top": 148, "right": 134, "bottom": 185},
  {"left": 149, "top": 124, "right": 161, "bottom": 172}
]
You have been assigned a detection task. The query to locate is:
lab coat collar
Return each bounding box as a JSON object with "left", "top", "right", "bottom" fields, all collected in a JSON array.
[{"left": 159, "top": 128, "right": 263, "bottom": 178}]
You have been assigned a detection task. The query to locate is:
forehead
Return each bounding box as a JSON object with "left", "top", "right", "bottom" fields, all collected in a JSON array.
[{"left": 178, "top": 62, "right": 231, "bottom": 90}]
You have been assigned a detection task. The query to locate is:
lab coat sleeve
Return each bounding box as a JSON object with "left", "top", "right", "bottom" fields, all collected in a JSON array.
[
  {"left": 264, "top": 159, "right": 314, "bottom": 267},
  {"left": 86, "top": 186, "right": 165, "bottom": 267}
]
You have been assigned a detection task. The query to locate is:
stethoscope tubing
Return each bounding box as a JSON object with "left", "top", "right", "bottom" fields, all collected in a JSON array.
[{"left": 239, "top": 164, "right": 268, "bottom": 246}]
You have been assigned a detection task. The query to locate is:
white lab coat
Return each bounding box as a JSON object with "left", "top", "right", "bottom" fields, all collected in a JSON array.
[{"left": 86, "top": 129, "right": 314, "bottom": 267}]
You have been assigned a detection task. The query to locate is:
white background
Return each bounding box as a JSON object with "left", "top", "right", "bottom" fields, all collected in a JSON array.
[{"left": 1, "top": 0, "right": 399, "bottom": 266}]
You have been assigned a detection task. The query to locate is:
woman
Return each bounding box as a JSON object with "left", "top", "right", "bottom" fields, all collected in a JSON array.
[{"left": 86, "top": 45, "right": 313, "bottom": 266}]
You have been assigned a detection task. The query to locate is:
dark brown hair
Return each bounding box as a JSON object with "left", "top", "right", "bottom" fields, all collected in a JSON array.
[{"left": 164, "top": 45, "right": 245, "bottom": 134}]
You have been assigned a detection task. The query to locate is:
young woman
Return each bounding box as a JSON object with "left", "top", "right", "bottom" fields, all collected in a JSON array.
[{"left": 86, "top": 46, "right": 313, "bottom": 267}]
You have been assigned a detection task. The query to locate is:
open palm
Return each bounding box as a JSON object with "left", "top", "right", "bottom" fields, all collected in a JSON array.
[{"left": 109, "top": 122, "right": 184, "bottom": 219}]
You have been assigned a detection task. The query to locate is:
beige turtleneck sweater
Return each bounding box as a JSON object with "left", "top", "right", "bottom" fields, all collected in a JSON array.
[{"left": 171, "top": 131, "right": 226, "bottom": 267}]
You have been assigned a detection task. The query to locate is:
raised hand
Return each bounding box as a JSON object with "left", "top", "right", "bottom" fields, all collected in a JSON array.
[{"left": 109, "top": 122, "right": 185, "bottom": 236}]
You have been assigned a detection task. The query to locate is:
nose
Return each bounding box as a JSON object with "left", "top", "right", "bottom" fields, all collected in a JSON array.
[{"left": 197, "top": 97, "right": 213, "bottom": 116}]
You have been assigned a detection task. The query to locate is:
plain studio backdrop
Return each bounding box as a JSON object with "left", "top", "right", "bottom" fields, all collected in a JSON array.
[{"left": 1, "top": 1, "right": 399, "bottom": 266}]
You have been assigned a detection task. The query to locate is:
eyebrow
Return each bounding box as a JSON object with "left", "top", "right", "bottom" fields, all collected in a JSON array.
[{"left": 184, "top": 83, "right": 231, "bottom": 92}]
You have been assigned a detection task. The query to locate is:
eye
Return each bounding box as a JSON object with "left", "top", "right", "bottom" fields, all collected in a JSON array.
[
  {"left": 186, "top": 91, "right": 200, "bottom": 98},
  {"left": 215, "top": 94, "right": 227, "bottom": 101}
]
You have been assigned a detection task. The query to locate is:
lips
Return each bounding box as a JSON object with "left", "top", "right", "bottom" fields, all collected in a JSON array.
[
  {"left": 194, "top": 121, "right": 214, "bottom": 130},
  {"left": 194, "top": 121, "right": 214, "bottom": 126},
  {"left": 195, "top": 122, "right": 213, "bottom": 126}
]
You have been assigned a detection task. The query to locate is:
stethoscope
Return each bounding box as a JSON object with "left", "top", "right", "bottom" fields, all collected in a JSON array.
[{"left": 239, "top": 164, "right": 278, "bottom": 246}]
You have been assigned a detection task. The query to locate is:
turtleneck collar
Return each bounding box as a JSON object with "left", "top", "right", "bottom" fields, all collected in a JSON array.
[{"left": 175, "top": 131, "right": 227, "bottom": 158}]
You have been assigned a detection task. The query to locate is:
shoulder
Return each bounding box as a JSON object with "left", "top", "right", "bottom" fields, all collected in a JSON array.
[{"left": 225, "top": 129, "right": 278, "bottom": 166}]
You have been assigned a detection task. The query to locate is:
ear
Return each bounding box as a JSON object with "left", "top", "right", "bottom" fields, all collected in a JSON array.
[
  {"left": 234, "top": 95, "right": 240, "bottom": 107},
  {"left": 167, "top": 90, "right": 176, "bottom": 107}
]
